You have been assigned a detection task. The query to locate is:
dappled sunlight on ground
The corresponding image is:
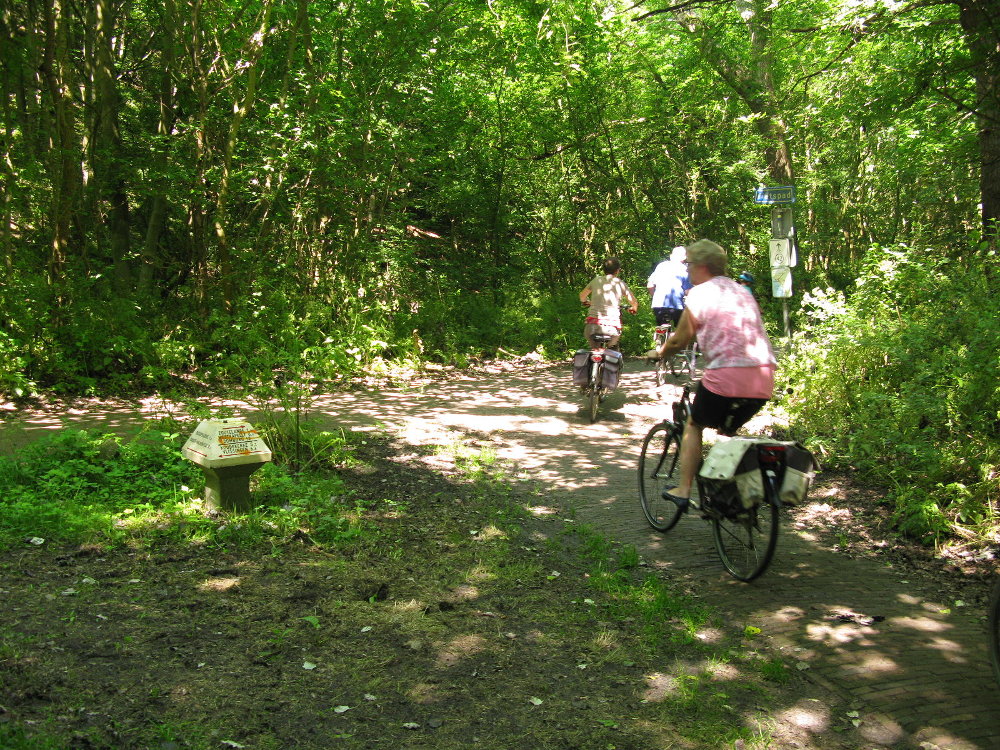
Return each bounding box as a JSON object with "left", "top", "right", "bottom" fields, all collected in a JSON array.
[
  {"left": 434, "top": 634, "right": 487, "bottom": 669},
  {"left": 777, "top": 700, "right": 830, "bottom": 733},
  {"left": 641, "top": 671, "right": 678, "bottom": 702},
  {"left": 3, "top": 358, "right": 1000, "bottom": 747},
  {"left": 889, "top": 614, "right": 951, "bottom": 633}
]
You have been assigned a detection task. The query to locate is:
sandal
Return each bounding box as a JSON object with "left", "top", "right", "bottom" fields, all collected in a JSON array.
[{"left": 661, "top": 489, "right": 690, "bottom": 512}]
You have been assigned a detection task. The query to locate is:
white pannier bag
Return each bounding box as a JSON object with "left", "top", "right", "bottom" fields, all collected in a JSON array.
[{"left": 699, "top": 438, "right": 817, "bottom": 510}]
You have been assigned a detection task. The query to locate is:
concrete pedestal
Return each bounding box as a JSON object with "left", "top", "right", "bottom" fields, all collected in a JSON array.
[
  {"left": 199, "top": 461, "right": 267, "bottom": 512},
  {"left": 182, "top": 418, "right": 272, "bottom": 512}
]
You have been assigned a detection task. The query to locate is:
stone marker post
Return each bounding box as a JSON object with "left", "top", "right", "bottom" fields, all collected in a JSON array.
[{"left": 182, "top": 418, "right": 272, "bottom": 512}]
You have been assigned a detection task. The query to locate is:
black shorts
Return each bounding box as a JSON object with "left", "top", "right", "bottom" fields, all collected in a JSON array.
[
  {"left": 690, "top": 382, "right": 767, "bottom": 436},
  {"left": 653, "top": 307, "right": 682, "bottom": 326}
]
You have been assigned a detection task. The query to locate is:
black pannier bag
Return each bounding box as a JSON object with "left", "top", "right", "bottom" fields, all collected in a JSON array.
[
  {"left": 601, "top": 350, "right": 623, "bottom": 391},
  {"left": 699, "top": 438, "right": 764, "bottom": 513},
  {"left": 572, "top": 350, "right": 591, "bottom": 386}
]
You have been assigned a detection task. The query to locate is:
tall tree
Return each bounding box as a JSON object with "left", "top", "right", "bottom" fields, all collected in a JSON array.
[
  {"left": 634, "top": 0, "right": 796, "bottom": 184},
  {"left": 40, "top": 0, "right": 81, "bottom": 287},
  {"left": 92, "top": 0, "right": 132, "bottom": 293},
  {"left": 955, "top": 0, "right": 1000, "bottom": 243}
]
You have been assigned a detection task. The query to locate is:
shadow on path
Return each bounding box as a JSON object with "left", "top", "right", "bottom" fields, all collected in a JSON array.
[{"left": 2, "top": 359, "right": 998, "bottom": 748}]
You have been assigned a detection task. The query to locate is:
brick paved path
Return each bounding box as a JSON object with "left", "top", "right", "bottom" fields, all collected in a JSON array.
[
  {"left": 4, "top": 359, "right": 999, "bottom": 748},
  {"left": 314, "top": 361, "right": 1000, "bottom": 749},
  {"left": 314, "top": 362, "right": 1000, "bottom": 750}
]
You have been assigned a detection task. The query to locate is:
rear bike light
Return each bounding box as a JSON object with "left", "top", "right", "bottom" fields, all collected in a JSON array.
[
  {"left": 591, "top": 354, "right": 604, "bottom": 362},
  {"left": 758, "top": 445, "right": 787, "bottom": 464}
]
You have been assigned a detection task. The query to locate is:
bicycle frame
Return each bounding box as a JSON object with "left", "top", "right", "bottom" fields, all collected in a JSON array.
[{"left": 651, "top": 324, "right": 672, "bottom": 386}]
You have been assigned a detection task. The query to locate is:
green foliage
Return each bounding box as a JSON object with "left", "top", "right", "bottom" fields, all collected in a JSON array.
[
  {"left": 0, "top": 0, "right": 983, "bottom": 395},
  {"left": 0, "top": 330, "right": 35, "bottom": 399},
  {"left": 0, "top": 429, "right": 199, "bottom": 548},
  {"left": 0, "top": 428, "right": 368, "bottom": 552},
  {"left": 0, "top": 723, "right": 63, "bottom": 750},
  {"left": 252, "top": 463, "right": 365, "bottom": 547},
  {"left": 780, "top": 244, "right": 1000, "bottom": 542},
  {"left": 758, "top": 657, "right": 790, "bottom": 684}
]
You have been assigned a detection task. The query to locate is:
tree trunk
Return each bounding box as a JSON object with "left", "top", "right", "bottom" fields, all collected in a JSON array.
[
  {"left": 682, "top": 0, "right": 795, "bottom": 185},
  {"left": 956, "top": 0, "right": 1000, "bottom": 246},
  {"left": 139, "top": 0, "right": 180, "bottom": 297},
  {"left": 94, "top": 0, "right": 132, "bottom": 294},
  {"left": 41, "top": 0, "right": 80, "bottom": 287},
  {"left": 746, "top": 0, "right": 794, "bottom": 184},
  {"left": 214, "top": 0, "right": 276, "bottom": 308}
]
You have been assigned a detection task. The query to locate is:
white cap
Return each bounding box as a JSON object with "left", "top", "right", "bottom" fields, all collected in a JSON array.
[{"left": 670, "top": 246, "right": 686, "bottom": 262}]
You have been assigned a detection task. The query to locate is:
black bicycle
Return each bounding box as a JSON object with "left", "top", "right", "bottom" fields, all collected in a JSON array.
[
  {"left": 582, "top": 332, "right": 614, "bottom": 423},
  {"left": 637, "top": 384, "right": 784, "bottom": 582},
  {"left": 989, "top": 575, "right": 1000, "bottom": 686},
  {"left": 648, "top": 323, "right": 698, "bottom": 385}
]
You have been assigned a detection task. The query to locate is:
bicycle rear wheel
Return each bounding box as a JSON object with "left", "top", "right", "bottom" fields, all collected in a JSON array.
[
  {"left": 638, "top": 422, "right": 684, "bottom": 531},
  {"left": 588, "top": 384, "right": 601, "bottom": 422},
  {"left": 652, "top": 329, "right": 668, "bottom": 386},
  {"left": 684, "top": 343, "right": 699, "bottom": 377},
  {"left": 711, "top": 496, "right": 779, "bottom": 582},
  {"left": 586, "top": 360, "right": 602, "bottom": 423},
  {"left": 989, "top": 576, "right": 1000, "bottom": 686},
  {"left": 655, "top": 357, "right": 668, "bottom": 386}
]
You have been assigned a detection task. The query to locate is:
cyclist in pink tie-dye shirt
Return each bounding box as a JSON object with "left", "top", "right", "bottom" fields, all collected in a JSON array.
[{"left": 653, "top": 239, "right": 777, "bottom": 512}]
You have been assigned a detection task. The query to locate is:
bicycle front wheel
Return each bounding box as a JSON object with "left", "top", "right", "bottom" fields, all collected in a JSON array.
[
  {"left": 711, "top": 497, "right": 779, "bottom": 582},
  {"left": 638, "top": 422, "right": 684, "bottom": 532},
  {"left": 989, "top": 576, "right": 1000, "bottom": 686}
]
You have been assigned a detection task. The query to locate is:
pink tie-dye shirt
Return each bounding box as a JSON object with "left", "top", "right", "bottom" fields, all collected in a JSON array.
[{"left": 685, "top": 276, "right": 776, "bottom": 398}]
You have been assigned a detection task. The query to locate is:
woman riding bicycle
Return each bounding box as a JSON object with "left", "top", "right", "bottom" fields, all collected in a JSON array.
[
  {"left": 580, "top": 257, "right": 638, "bottom": 349},
  {"left": 652, "top": 239, "right": 777, "bottom": 511}
]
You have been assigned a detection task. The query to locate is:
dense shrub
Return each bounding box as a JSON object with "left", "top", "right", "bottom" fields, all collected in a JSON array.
[
  {"left": 0, "top": 429, "right": 200, "bottom": 548},
  {"left": 780, "top": 245, "right": 1000, "bottom": 542}
]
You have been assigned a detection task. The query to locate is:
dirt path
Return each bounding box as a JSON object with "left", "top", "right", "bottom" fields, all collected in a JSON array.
[{"left": 3, "top": 360, "right": 999, "bottom": 749}]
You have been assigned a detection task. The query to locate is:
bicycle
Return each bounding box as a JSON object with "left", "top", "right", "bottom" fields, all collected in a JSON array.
[
  {"left": 673, "top": 339, "right": 699, "bottom": 378},
  {"left": 637, "top": 383, "right": 786, "bottom": 582},
  {"left": 650, "top": 323, "right": 672, "bottom": 386},
  {"left": 582, "top": 333, "right": 615, "bottom": 423},
  {"left": 989, "top": 575, "right": 1000, "bottom": 686},
  {"left": 648, "top": 324, "right": 699, "bottom": 385}
]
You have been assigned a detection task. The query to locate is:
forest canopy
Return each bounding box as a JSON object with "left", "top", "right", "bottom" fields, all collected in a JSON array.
[{"left": 1, "top": 0, "right": 997, "bottom": 542}]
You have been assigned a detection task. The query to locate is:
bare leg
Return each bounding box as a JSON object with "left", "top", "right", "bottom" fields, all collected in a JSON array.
[{"left": 672, "top": 416, "right": 703, "bottom": 498}]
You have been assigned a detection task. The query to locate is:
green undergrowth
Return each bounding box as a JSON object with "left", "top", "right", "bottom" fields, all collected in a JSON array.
[
  {"left": 780, "top": 245, "right": 1000, "bottom": 545},
  {"left": 0, "top": 426, "right": 804, "bottom": 749},
  {"left": 0, "top": 424, "right": 363, "bottom": 553}
]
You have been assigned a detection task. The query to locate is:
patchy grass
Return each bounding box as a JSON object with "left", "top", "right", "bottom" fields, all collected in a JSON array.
[{"left": 0, "top": 427, "right": 811, "bottom": 749}]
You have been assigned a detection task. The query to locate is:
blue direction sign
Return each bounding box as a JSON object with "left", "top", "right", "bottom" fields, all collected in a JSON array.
[{"left": 754, "top": 185, "right": 796, "bottom": 204}]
